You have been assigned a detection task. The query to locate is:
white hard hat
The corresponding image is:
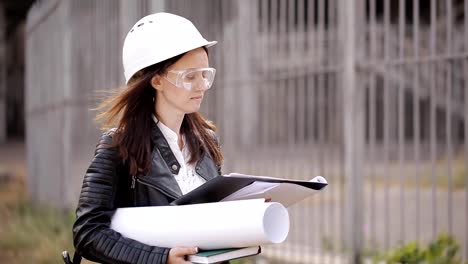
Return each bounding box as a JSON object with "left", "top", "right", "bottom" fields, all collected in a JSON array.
[{"left": 122, "top": 12, "right": 217, "bottom": 84}]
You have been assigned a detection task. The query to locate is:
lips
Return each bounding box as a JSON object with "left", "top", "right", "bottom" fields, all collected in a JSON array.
[{"left": 191, "top": 95, "right": 203, "bottom": 100}]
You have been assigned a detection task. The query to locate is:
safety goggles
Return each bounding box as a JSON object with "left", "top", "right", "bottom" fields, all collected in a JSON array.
[{"left": 164, "top": 67, "right": 216, "bottom": 90}]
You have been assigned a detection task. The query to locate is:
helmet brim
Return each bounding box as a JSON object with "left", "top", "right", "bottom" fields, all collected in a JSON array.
[{"left": 205, "top": 40, "right": 217, "bottom": 48}]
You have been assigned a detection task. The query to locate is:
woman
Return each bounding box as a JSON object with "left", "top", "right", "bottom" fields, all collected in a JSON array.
[{"left": 72, "top": 13, "right": 223, "bottom": 264}]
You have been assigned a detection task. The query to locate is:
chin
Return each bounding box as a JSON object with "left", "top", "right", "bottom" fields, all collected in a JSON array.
[
  {"left": 182, "top": 101, "right": 202, "bottom": 114},
  {"left": 184, "top": 107, "right": 201, "bottom": 114}
]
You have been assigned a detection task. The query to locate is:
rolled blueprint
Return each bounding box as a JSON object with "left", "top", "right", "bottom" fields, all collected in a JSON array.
[{"left": 110, "top": 199, "right": 289, "bottom": 249}]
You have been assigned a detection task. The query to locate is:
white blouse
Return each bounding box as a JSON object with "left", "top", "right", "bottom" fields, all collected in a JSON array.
[{"left": 152, "top": 115, "right": 206, "bottom": 195}]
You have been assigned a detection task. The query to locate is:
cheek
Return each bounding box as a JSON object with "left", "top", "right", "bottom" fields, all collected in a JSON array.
[{"left": 165, "top": 86, "right": 191, "bottom": 103}]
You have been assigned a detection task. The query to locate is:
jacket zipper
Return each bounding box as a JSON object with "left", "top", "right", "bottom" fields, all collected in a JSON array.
[
  {"left": 131, "top": 175, "right": 136, "bottom": 189},
  {"left": 131, "top": 175, "right": 178, "bottom": 200},
  {"left": 131, "top": 175, "right": 137, "bottom": 206}
]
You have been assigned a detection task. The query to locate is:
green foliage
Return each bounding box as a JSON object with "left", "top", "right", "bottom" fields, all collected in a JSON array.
[
  {"left": 374, "top": 233, "right": 466, "bottom": 264},
  {"left": 0, "top": 197, "right": 75, "bottom": 264}
]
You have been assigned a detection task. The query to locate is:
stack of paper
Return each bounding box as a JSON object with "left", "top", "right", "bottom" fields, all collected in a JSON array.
[{"left": 188, "top": 246, "right": 261, "bottom": 264}]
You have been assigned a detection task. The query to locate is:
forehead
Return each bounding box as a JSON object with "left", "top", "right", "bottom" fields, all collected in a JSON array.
[{"left": 170, "top": 48, "right": 209, "bottom": 70}]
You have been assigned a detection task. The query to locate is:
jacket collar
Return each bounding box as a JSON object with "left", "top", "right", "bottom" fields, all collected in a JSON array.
[
  {"left": 150, "top": 121, "right": 216, "bottom": 181},
  {"left": 144, "top": 120, "right": 218, "bottom": 199}
]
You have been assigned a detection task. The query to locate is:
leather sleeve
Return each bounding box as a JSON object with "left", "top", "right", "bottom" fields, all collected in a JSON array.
[{"left": 73, "top": 131, "right": 170, "bottom": 264}]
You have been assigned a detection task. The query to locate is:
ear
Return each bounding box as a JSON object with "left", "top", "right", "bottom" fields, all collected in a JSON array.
[{"left": 151, "top": 75, "right": 163, "bottom": 90}]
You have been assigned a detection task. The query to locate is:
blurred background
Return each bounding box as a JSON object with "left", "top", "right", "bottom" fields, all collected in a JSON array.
[{"left": 0, "top": 0, "right": 467, "bottom": 263}]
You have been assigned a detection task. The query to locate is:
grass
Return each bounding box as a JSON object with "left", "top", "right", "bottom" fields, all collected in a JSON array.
[{"left": 0, "top": 179, "right": 76, "bottom": 264}]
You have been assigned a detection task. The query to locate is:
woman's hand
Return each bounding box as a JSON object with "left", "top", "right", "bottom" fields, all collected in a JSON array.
[{"left": 167, "top": 247, "right": 198, "bottom": 264}]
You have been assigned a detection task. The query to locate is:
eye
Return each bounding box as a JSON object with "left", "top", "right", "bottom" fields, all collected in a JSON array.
[
  {"left": 202, "top": 70, "right": 214, "bottom": 80},
  {"left": 184, "top": 73, "right": 196, "bottom": 81}
]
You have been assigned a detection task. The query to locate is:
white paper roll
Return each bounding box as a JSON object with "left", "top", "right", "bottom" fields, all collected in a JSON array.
[{"left": 110, "top": 199, "right": 289, "bottom": 249}]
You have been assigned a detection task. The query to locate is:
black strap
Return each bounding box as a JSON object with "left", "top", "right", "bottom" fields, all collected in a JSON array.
[{"left": 72, "top": 252, "right": 82, "bottom": 264}]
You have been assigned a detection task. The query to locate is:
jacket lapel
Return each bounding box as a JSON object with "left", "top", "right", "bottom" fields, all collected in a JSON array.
[
  {"left": 195, "top": 153, "right": 218, "bottom": 181},
  {"left": 143, "top": 123, "right": 182, "bottom": 198}
]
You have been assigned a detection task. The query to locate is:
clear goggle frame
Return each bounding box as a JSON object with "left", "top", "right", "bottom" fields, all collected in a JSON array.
[{"left": 164, "top": 67, "right": 216, "bottom": 90}]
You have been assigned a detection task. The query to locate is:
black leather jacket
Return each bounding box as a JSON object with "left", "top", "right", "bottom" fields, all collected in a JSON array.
[{"left": 73, "top": 123, "right": 221, "bottom": 264}]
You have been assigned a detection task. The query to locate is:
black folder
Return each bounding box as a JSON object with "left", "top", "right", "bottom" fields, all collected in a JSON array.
[{"left": 171, "top": 173, "right": 328, "bottom": 206}]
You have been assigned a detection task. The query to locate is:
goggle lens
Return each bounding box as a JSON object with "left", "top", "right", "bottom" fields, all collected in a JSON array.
[{"left": 167, "top": 68, "right": 216, "bottom": 90}]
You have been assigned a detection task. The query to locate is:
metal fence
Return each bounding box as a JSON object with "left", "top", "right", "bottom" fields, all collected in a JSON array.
[{"left": 26, "top": 0, "right": 467, "bottom": 263}]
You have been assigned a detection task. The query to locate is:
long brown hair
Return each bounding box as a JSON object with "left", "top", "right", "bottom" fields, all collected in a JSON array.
[{"left": 95, "top": 50, "right": 223, "bottom": 176}]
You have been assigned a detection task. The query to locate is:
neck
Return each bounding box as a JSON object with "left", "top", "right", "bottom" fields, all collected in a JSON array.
[{"left": 155, "top": 104, "right": 185, "bottom": 137}]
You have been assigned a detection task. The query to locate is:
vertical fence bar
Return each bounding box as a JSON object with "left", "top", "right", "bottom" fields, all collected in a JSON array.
[
  {"left": 286, "top": 0, "right": 295, "bottom": 148},
  {"left": 259, "top": 0, "right": 268, "bottom": 148},
  {"left": 317, "top": 0, "right": 325, "bottom": 262},
  {"left": 273, "top": 0, "right": 280, "bottom": 147},
  {"left": 234, "top": 0, "right": 243, "bottom": 148},
  {"left": 307, "top": 0, "right": 316, "bottom": 153},
  {"left": 383, "top": 0, "right": 390, "bottom": 250},
  {"left": 445, "top": 0, "right": 453, "bottom": 236},
  {"left": 238, "top": 0, "right": 257, "bottom": 149},
  {"left": 413, "top": 0, "right": 421, "bottom": 243},
  {"left": 338, "top": 73, "right": 345, "bottom": 263},
  {"left": 398, "top": 0, "right": 406, "bottom": 243},
  {"left": 213, "top": 0, "right": 224, "bottom": 136},
  {"left": 222, "top": 0, "right": 233, "bottom": 144},
  {"left": 306, "top": 1, "right": 316, "bottom": 262},
  {"left": 311, "top": 1, "right": 321, "bottom": 262},
  {"left": 369, "top": 0, "right": 377, "bottom": 252},
  {"left": 328, "top": 2, "right": 339, "bottom": 262},
  {"left": 325, "top": 1, "right": 334, "bottom": 262},
  {"left": 335, "top": 2, "right": 346, "bottom": 262},
  {"left": 332, "top": 76, "right": 340, "bottom": 264},
  {"left": 341, "top": 0, "right": 364, "bottom": 261},
  {"left": 270, "top": 0, "right": 278, "bottom": 146},
  {"left": 296, "top": 0, "right": 308, "bottom": 260},
  {"left": 465, "top": 0, "right": 468, "bottom": 259},
  {"left": 430, "top": 0, "right": 437, "bottom": 239},
  {"left": 278, "top": 0, "right": 286, "bottom": 144},
  {"left": 61, "top": 0, "right": 71, "bottom": 208},
  {"left": 312, "top": 73, "right": 320, "bottom": 263},
  {"left": 285, "top": 0, "right": 297, "bottom": 261},
  {"left": 325, "top": 74, "right": 333, "bottom": 264},
  {"left": 297, "top": 0, "right": 305, "bottom": 146}
]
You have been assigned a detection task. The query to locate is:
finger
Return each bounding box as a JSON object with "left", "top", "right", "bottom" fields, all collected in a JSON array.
[
  {"left": 172, "top": 247, "right": 198, "bottom": 257},
  {"left": 179, "top": 256, "right": 193, "bottom": 264}
]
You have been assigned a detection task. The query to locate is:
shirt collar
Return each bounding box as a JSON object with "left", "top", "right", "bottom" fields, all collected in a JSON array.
[{"left": 152, "top": 115, "right": 179, "bottom": 144}]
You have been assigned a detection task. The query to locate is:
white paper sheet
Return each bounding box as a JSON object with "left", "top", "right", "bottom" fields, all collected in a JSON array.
[
  {"left": 221, "top": 181, "right": 280, "bottom": 200},
  {"left": 110, "top": 199, "right": 289, "bottom": 250},
  {"left": 221, "top": 175, "right": 328, "bottom": 207}
]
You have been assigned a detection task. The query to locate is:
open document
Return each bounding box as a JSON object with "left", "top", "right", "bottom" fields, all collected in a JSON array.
[
  {"left": 111, "top": 199, "right": 289, "bottom": 250},
  {"left": 171, "top": 173, "right": 328, "bottom": 207}
]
